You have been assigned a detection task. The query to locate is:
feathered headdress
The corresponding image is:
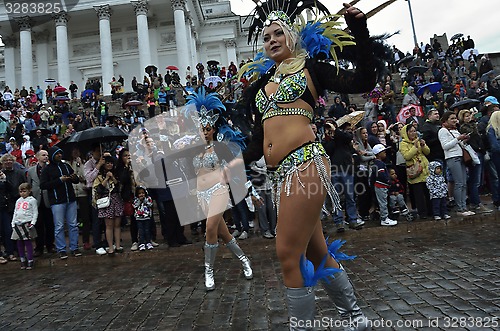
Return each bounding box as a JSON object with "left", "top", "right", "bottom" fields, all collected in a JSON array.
[
  {"left": 182, "top": 87, "right": 246, "bottom": 150},
  {"left": 184, "top": 86, "right": 224, "bottom": 128},
  {"left": 240, "top": 0, "right": 356, "bottom": 81},
  {"left": 246, "top": 0, "right": 330, "bottom": 47}
]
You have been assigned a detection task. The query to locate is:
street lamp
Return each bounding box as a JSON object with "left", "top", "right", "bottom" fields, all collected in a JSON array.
[{"left": 405, "top": 0, "right": 418, "bottom": 47}]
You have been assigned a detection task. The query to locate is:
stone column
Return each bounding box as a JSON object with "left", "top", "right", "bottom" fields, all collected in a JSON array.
[
  {"left": 2, "top": 36, "right": 17, "bottom": 89},
  {"left": 34, "top": 30, "right": 50, "bottom": 95},
  {"left": 191, "top": 28, "right": 199, "bottom": 68},
  {"left": 53, "top": 11, "right": 71, "bottom": 89},
  {"left": 185, "top": 15, "right": 194, "bottom": 70},
  {"left": 131, "top": 0, "right": 152, "bottom": 74},
  {"left": 224, "top": 39, "right": 237, "bottom": 68},
  {"left": 16, "top": 16, "right": 34, "bottom": 88},
  {"left": 148, "top": 15, "right": 159, "bottom": 69},
  {"left": 94, "top": 4, "right": 114, "bottom": 96},
  {"left": 172, "top": 0, "right": 189, "bottom": 78}
]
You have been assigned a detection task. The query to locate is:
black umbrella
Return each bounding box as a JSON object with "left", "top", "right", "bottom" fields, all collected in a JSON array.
[
  {"left": 207, "top": 60, "right": 220, "bottom": 66},
  {"left": 450, "top": 99, "right": 480, "bottom": 109},
  {"left": 66, "top": 127, "right": 128, "bottom": 144},
  {"left": 397, "top": 55, "right": 414, "bottom": 66},
  {"left": 480, "top": 69, "right": 497, "bottom": 82},
  {"left": 450, "top": 33, "right": 463, "bottom": 41},
  {"left": 145, "top": 64, "right": 158, "bottom": 74},
  {"left": 29, "top": 127, "right": 52, "bottom": 138},
  {"left": 408, "top": 65, "right": 428, "bottom": 76}
]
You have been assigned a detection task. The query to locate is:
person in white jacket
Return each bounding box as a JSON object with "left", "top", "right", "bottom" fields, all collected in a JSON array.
[{"left": 11, "top": 183, "right": 38, "bottom": 270}]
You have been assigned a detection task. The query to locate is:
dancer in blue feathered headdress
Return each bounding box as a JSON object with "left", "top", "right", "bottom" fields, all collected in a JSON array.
[
  {"left": 184, "top": 86, "right": 246, "bottom": 152},
  {"left": 183, "top": 86, "right": 253, "bottom": 292}
]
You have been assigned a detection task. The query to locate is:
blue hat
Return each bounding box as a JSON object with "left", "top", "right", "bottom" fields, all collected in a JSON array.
[{"left": 485, "top": 96, "right": 499, "bottom": 105}]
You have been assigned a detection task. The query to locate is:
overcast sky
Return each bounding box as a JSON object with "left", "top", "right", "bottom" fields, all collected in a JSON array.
[{"left": 230, "top": 0, "right": 500, "bottom": 54}]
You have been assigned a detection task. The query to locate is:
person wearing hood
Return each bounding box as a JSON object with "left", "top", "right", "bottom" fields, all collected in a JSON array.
[
  {"left": 353, "top": 126, "right": 376, "bottom": 222},
  {"left": 399, "top": 124, "right": 431, "bottom": 219},
  {"left": 324, "top": 122, "right": 364, "bottom": 232},
  {"left": 426, "top": 161, "right": 451, "bottom": 221},
  {"left": 366, "top": 121, "right": 381, "bottom": 148},
  {"left": 402, "top": 86, "right": 419, "bottom": 107},
  {"left": 40, "top": 146, "right": 81, "bottom": 259},
  {"left": 458, "top": 109, "right": 491, "bottom": 213}
]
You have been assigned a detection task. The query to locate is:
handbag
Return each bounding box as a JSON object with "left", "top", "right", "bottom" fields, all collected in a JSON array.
[
  {"left": 461, "top": 146, "right": 472, "bottom": 166},
  {"left": 123, "top": 201, "right": 134, "bottom": 216},
  {"left": 446, "top": 129, "right": 477, "bottom": 166},
  {"left": 96, "top": 194, "right": 110, "bottom": 209},
  {"left": 406, "top": 158, "right": 423, "bottom": 179}
]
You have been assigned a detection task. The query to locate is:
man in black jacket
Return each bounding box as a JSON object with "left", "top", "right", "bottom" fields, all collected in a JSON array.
[
  {"left": 421, "top": 109, "right": 445, "bottom": 164},
  {"left": 40, "top": 147, "right": 81, "bottom": 259},
  {"left": 323, "top": 122, "right": 364, "bottom": 232}
]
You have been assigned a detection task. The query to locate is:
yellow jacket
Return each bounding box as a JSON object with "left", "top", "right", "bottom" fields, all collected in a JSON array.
[{"left": 399, "top": 124, "right": 430, "bottom": 184}]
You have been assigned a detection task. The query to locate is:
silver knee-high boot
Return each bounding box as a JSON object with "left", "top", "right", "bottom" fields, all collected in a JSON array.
[
  {"left": 286, "top": 287, "right": 316, "bottom": 331},
  {"left": 204, "top": 242, "right": 219, "bottom": 291},
  {"left": 226, "top": 237, "right": 253, "bottom": 279},
  {"left": 321, "top": 266, "right": 370, "bottom": 331}
]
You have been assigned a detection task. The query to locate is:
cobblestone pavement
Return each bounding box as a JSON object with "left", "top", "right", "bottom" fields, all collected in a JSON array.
[{"left": 0, "top": 213, "right": 499, "bottom": 331}]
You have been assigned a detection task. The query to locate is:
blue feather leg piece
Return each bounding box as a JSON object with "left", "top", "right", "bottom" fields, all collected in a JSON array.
[
  {"left": 300, "top": 254, "right": 342, "bottom": 287},
  {"left": 325, "top": 238, "right": 357, "bottom": 262}
]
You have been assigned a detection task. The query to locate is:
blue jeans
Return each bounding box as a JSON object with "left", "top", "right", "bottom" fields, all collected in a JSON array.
[
  {"left": 332, "top": 173, "right": 358, "bottom": 224},
  {"left": 51, "top": 201, "right": 79, "bottom": 252},
  {"left": 257, "top": 189, "right": 276, "bottom": 234},
  {"left": 467, "top": 153, "right": 483, "bottom": 206},
  {"left": 0, "top": 210, "right": 14, "bottom": 255},
  {"left": 88, "top": 194, "right": 103, "bottom": 248},
  {"left": 491, "top": 152, "right": 500, "bottom": 205},
  {"left": 137, "top": 219, "right": 152, "bottom": 245},
  {"left": 446, "top": 157, "right": 467, "bottom": 211},
  {"left": 486, "top": 155, "right": 500, "bottom": 204},
  {"left": 431, "top": 197, "right": 448, "bottom": 217},
  {"left": 232, "top": 199, "right": 250, "bottom": 232}
]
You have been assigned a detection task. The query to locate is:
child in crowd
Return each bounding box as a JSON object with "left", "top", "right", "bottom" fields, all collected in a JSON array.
[
  {"left": 426, "top": 161, "right": 451, "bottom": 220},
  {"left": 371, "top": 144, "right": 398, "bottom": 227},
  {"left": 388, "top": 168, "right": 409, "bottom": 215},
  {"left": 133, "top": 186, "right": 154, "bottom": 251},
  {"left": 11, "top": 183, "right": 38, "bottom": 270}
]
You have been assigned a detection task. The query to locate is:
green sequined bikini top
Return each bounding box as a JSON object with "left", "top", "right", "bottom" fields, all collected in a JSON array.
[{"left": 255, "top": 70, "right": 315, "bottom": 123}]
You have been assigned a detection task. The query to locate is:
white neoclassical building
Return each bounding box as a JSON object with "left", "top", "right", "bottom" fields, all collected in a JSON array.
[{"left": 0, "top": 0, "right": 254, "bottom": 95}]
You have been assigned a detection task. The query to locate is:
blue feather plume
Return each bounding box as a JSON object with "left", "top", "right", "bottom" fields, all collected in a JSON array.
[
  {"left": 325, "top": 238, "right": 357, "bottom": 262},
  {"left": 218, "top": 124, "right": 247, "bottom": 152},
  {"left": 185, "top": 86, "right": 225, "bottom": 113},
  {"left": 244, "top": 51, "right": 275, "bottom": 78},
  {"left": 300, "top": 21, "right": 332, "bottom": 59},
  {"left": 300, "top": 254, "right": 341, "bottom": 287}
]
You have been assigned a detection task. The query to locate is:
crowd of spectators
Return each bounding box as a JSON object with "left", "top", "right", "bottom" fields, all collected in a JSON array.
[{"left": 0, "top": 37, "right": 499, "bottom": 267}]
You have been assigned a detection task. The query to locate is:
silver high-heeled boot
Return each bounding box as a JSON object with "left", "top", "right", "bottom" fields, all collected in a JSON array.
[
  {"left": 286, "top": 287, "right": 315, "bottom": 331},
  {"left": 320, "top": 266, "right": 370, "bottom": 331},
  {"left": 226, "top": 237, "right": 253, "bottom": 279},
  {"left": 204, "top": 242, "right": 218, "bottom": 291}
]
